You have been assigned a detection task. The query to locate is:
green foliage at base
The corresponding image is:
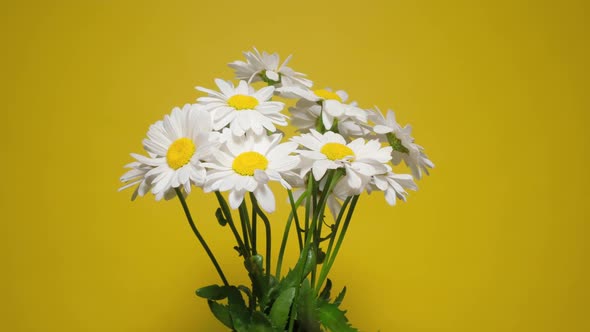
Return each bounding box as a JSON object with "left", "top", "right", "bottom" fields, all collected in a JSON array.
[{"left": 196, "top": 249, "right": 357, "bottom": 331}]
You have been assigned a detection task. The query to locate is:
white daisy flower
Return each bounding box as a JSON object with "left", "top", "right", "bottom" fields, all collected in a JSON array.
[
  {"left": 202, "top": 132, "right": 300, "bottom": 213},
  {"left": 119, "top": 153, "right": 155, "bottom": 201},
  {"left": 290, "top": 98, "right": 370, "bottom": 137},
  {"left": 328, "top": 171, "right": 416, "bottom": 219},
  {"left": 371, "top": 108, "right": 434, "bottom": 179},
  {"left": 283, "top": 88, "right": 348, "bottom": 126},
  {"left": 140, "top": 105, "right": 217, "bottom": 200},
  {"left": 196, "top": 79, "right": 287, "bottom": 136},
  {"left": 291, "top": 130, "right": 392, "bottom": 190},
  {"left": 367, "top": 171, "right": 417, "bottom": 206},
  {"left": 371, "top": 107, "right": 402, "bottom": 134},
  {"left": 228, "top": 47, "right": 312, "bottom": 91}
]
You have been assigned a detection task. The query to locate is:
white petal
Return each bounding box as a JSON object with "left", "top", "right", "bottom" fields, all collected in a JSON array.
[
  {"left": 230, "top": 120, "right": 246, "bottom": 136},
  {"left": 178, "top": 166, "right": 190, "bottom": 185},
  {"left": 229, "top": 190, "right": 245, "bottom": 209},
  {"left": 373, "top": 125, "right": 393, "bottom": 134},
  {"left": 254, "top": 170, "right": 269, "bottom": 183},
  {"left": 254, "top": 184, "right": 275, "bottom": 213},
  {"left": 312, "top": 159, "right": 334, "bottom": 180},
  {"left": 266, "top": 70, "right": 279, "bottom": 81},
  {"left": 269, "top": 155, "right": 300, "bottom": 172},
  {"left": 236, "top": 80, "right": 250, "bottom": 94},
  {"left": 267, "top": 141, "right": 297, "bottom": 159},
  {"left": 324, "top": 99, "right": 344, "bottom": 117},
  {"left": 336, "top": 90, "right": 348, "bottom": 102},
  {"left": 346, "top": 170, "right": 362, "bottom": 189},
  {"left": 322, "top": 110, "right": 333, "bottom": 130},
  {"left": 373, "top": 176, "right": 388, "bottom": 191},
  {"left": 191, "top": 107, "right": 212, "bottom": 133},
  {"left": 384, "top": 188, "right": 397, "bottom": 206},
  {"left": 245, "top": 177, "right": 258, "bottom": 191},
  {"left": 327, "top": 195, "right": 342, "bottom": 221},
  {"left": 215, "top": 79, "right": 235, "bottom": 96}
]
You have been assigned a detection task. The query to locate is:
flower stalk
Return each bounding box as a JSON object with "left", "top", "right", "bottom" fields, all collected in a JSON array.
[{"left": 175, "top": 188, "right": 229, "bottom": 286}]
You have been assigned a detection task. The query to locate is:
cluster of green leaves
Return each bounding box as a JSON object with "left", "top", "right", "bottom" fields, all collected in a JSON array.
[{"left": 196, "top": 245, "right": 357, "bottom": 332}]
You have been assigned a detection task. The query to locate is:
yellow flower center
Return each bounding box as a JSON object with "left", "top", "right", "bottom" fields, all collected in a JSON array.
[
  {"left": 232, "top": 151, "right": 269, "bottom": 176},
  {"left": 313, "top": 89, "right": 342, "bottom": 102},
  {"left": 166, "top": 137, "right": 196, "bottom": 170},
  {"left": 320, "top": 142, "right": 355, "bottom": 161},
  {"left": 228, "top": 94, "right": 259, "bottom": 110}
]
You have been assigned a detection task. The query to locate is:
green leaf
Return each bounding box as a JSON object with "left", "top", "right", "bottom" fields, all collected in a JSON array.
[
  {"left": 245, "top": 255, "right": 281, "bottom": 312},
  {"left": 280, "top": 244, "right": 316, "bottom": 291},
  {"left": 195, "top": 285, "right": 229, "bottom": 300},
  {"left": 215, "top": 208, "right": 227, "bottom": 226},
  {"left": 317, "top": 299, "right": 357, "bottom": 332},
  {"left": 259, "top": 275, "right": 280, "bottom": 311},
  {"left": 227, "top": 286, "right": 250, "bottom": 332},
  {"left": 333, "top": 286, "right": 347, "bottom": 306},
  {"left": 319, "top": 278, "right": 332, "bottom": 301},
  {"left": 296, "top": 279, "right": 320, "bottom": 332},
  {"left": 302, "top": 244, "right": 317, "bottom": 277},
  {"left": 269, "top": 287, "right": 296, "bottom": 330},
  {"left": 238, "top": 285, "right": 254, "bottom": 310},
  {"left": 245, "top": 254, "right": 266, "bottom": 300},
  {"left": 207, "top": 300, "right": 233, "bottom": 329},
  {"left": 250, "top": 311, "right": 275, "bottom": 332}
]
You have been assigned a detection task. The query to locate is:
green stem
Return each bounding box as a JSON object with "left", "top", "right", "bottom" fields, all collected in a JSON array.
[
  {"left": 315, "top": 195, "right": 359, "bottom": 295},
  {"left": 315, "top": 196, "right": 351, "bottom": 293},
  {"left": 251, "top": 204, "right": 258, "bottom": 255},
  {"left": 238, "top": 201, "right": 252, "bottom": 256},
  {"left": 303, "top": 176, "right": 314, "bottom": 246},
  {"left": 249, "top": 193, "right": 271, "bottom": 277},
  {"left": 311, "top": 177, "right": 319, "bottom": 220},
  {"left": 214, "top": 191, "right": 249, "bottom": 259},
  {"left": 323, "top": 197, "right": 352, "bottom": 261},
  {"left": 310, "top": 170, "right": 341, "bottom": 290},
  {"left": 288, "top": 190, "right": 305, "bottom": 251},
  {"left": 276, "top": 190, "right": 308, "bottom": 278},
  {"left": 288, "top": 243, "right": 315, "bottom": 332},
  {"left": 175, "top": 188, "right": 229, "bottom": 286}
]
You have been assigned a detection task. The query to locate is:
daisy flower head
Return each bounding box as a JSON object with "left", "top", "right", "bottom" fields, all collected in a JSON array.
[
  {"left": 140, "top": 104, "right": 217, "bottom": 200},
  {"left": 367, "top": 171, "right": 417, "bottom": 206},
  {"left": 119, "top": 153, "right": 155, "bottom": 201},
  {"left": 228, "top": 47, "right": 313, "bottom": 91},
  {"left": 203, "top": 132, "right": 300, "bottom": 213},
  {"left": 290, "top": 98, "right": 370, "bottom": 138},
  {"left": 370, "top": 106, "right": 401, "bottom": 135},
  {"left": 288, "top": 87, "right": 349, "bottom": 124},
  {"left": 371, "top": 108, "right": 434, "bottom": 180},
  {"left": 196, "top": 79, "right": 287, "bottom": 136},
  {"left": 291, "top": 130, "right": 392, "bottom": 191}
]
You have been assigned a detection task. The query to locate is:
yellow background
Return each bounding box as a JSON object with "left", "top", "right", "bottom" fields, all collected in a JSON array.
[{"left": 2, "top": 0, "right": 588, "bottom": 331}]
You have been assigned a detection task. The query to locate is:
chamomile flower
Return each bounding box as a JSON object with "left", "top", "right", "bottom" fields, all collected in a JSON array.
[
  {"left": 203, "top": 132, "right": 300, "bottom": 213},
  {"left": 292, "top": 130, "right": 392, "bottom": 190},
  {"left": 286, "top": 88, "right": 348, "bottom": 123},
  {"left": 228, "top": 48, "right": 312, "bottom": 91},
  {"left": 371, "top": 108, "right": 434, "bottom": 179},
  {"left": 196, "top": 79, "right": 287, "bottom": 136},
  {"left": 371, "top": 107, "right": 401, "bottom": 134},
  {"left": 367, "top": 171, "right": 417, "bottom": 206},
  {"left": 329, "top": 170, "right": 416, "bottom": 215},
  {"left": 290, "top": 99, "right": 370, "bottom": 137},
  {"left": 287, "top": 87, "right": 370, "bottom": 133},
  {"left": 119, "top": 153, "right": 155, "bottom": 201},
  {"left": 141, "top": 105, "right": 217, "bottom": 200}
]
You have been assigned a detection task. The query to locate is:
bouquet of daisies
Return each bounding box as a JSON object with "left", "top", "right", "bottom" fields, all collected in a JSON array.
[{"left": 120, "top": 48, "right": 433, "bottom": 331}]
